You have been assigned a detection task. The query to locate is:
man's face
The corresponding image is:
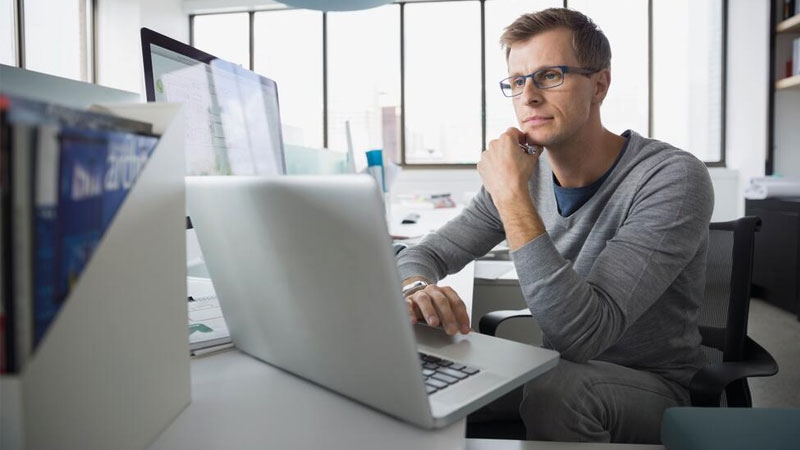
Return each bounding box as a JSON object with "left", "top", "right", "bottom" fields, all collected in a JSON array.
[{"left": 507, "top": 27, "right": 602, "bottom": 148}]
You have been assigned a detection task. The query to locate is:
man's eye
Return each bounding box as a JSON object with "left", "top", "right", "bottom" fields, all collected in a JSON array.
[
  {"left": 542, "top": 70, "right": 561, "bottom": 81},
  {"left": 512, "top": 77, "right": 526, "bottom": 87}
]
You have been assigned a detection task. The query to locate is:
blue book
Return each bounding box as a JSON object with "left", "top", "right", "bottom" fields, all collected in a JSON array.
[{"left": 32, "top": 127, "right": 158, "bottom": 346}]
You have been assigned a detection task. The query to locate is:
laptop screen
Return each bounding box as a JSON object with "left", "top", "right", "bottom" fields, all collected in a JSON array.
[{"left": 141, "top": 27, "right": 285, "bottom": 176}]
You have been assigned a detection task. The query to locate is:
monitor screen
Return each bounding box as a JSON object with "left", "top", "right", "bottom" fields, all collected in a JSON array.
[{"left": 141, "top": 27, "right": 285, "bottom": 176}]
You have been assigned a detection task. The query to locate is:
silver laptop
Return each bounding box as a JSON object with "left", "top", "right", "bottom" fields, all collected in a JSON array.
[{"left": 185, "top": 175, "right": 559, "bottom": 429}]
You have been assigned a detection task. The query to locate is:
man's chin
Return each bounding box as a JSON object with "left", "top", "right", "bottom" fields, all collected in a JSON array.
[{"left": 523, "top": 132, "right": 553, "bottom": 148}]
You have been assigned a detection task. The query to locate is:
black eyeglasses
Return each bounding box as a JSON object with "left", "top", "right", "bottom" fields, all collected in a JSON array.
[{"left": 499, "top": 65, "right": 599, "bottom": 97}]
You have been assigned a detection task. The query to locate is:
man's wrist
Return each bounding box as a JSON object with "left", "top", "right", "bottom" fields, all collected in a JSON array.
[
  {"left": 492, "top": 185, "right": 532, "bottom": 210},
  {"left": 493, "top": 191, "right": 546, "bottom": 251}
]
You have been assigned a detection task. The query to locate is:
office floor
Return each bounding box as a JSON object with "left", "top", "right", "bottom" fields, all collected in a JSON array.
[{"left": 747, "top": 298, "right": 800, "bottom": 407}]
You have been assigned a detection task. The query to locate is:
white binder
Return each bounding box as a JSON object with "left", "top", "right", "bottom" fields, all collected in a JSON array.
[{"left": 0, "top": 103, "right": 190, "bottom": 450}]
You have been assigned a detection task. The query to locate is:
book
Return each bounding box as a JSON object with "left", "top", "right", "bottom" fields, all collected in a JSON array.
[
  {"left": 32, "top": 128, "right": 159, "bottom": 346},
  {"left": 31, "top": 125, "right": 60, "bottom": 348},
  {"left": 10, "top": 123, "right": 35, "bottom": 372}
]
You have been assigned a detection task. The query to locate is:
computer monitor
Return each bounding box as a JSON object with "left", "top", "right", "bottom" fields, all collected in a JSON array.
[{"left": 140, "top": 27, "right": 285, "bottom": 176}]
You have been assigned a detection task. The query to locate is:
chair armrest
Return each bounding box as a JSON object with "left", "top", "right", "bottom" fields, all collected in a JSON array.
[
  {"left": 690, "top": 336, "right": 779, "bottom": 406},
  {"left": 479, "top": 309, "right": 532, "bottom": 336}
]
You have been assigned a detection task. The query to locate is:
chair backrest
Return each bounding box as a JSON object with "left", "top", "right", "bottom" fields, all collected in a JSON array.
[{"left": 700, "top": 216, "right": 761, "bottom": 364}]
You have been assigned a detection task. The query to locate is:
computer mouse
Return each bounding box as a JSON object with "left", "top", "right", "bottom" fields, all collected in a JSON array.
[{"left": 402, "top": 213, "right": 420, "bottom": 224}]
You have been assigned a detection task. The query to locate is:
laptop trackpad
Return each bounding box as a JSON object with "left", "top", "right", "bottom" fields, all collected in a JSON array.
[{"left": 414, "top": 324, "right": 472, "bottom": 352}]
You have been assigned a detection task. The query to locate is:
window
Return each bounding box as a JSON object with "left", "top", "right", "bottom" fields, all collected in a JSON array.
[
  {"left": 23, "top": 0, "right": 92, "bottom": 81},
  {"left": 404, "top": 1, "right": 482, "bottom": 164},
  {"left": 1, "top": 0, "right": 15, "bottom": 65},
  {"left": 569, "top": 0, "right": 649, "bottom": 136},
  {"left": 653, "top": 0, "right": 724, "bottom": 162},
  {"left": 193, "top": 13, "right": 250, "bottom": 69},
  {"left": 191, "top": 0, "right": 726, "bottom": 166},
  {"left": 484, "top": 0, "right": 563, "bottom": 145},
  {"left": 253, "top": 10, "right": 324, "bottom": 149},
  {"left": 327, "top": 5, "right": 400, "bottom": 163}
]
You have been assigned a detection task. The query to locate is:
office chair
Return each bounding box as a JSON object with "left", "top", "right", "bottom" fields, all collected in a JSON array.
[
  {"left": 469, "top": 217, "right": 779, "bottom": 438},
  {"left": 689, "top": 216, "right": 778, "bottom": 406}
]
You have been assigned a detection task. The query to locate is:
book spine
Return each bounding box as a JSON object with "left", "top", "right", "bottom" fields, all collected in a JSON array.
[
  {"left": 32, "top": 126, "right": 60, "bottom": 347},
  {"left": 10, "top": 123, "right": 35, "bottom": 372}
]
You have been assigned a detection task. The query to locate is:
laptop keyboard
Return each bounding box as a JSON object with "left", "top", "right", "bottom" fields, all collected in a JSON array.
[{"left": 419, "top": 352, "right": 481, "bottom": 395}]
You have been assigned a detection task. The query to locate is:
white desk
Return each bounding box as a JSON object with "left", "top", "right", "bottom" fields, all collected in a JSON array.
[
  {"left": 149, "top": 349, "right": 466, "bottom": 450},
  {"left": 152, "top": 264, "right": 476, "bottom": 450},
  {"left": 388, "top": 202, "right": 464, "bottom": 240}
]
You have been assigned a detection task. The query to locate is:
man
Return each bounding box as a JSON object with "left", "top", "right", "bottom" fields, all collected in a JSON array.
[{"left": 396, "top": 8, "right": 713, "bottom": 444}]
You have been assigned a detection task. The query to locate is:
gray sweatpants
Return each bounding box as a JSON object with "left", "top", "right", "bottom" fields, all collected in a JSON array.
[{"left": 519, "top": 359, "right": 691, "bottom": 443}]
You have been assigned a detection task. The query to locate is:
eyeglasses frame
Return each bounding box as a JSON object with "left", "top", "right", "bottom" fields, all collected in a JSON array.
[{"left": 499, "top": 65, "right": 600, "bottom": 97}]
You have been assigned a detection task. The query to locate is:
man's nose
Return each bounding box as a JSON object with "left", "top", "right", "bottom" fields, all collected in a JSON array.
[{"left": 519, "top": 79, "right": 543, "bottom": 104}]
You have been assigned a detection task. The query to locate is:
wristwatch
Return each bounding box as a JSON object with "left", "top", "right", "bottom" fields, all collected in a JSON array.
[{"left": 402, "top": 280, "right": 429, "bottom": 297}]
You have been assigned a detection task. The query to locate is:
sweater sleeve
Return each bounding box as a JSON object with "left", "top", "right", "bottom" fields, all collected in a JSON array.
[
  {"left": 396, "top": 187, "right": 506, "bottom": 283},
  {"left": 512, "top": 153, "right": 714, "bottom": 362}
]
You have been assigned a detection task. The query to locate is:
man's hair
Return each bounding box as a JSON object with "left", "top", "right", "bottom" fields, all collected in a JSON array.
[{"left": 500, "top": 8, "right": 611, "bottom": 70}]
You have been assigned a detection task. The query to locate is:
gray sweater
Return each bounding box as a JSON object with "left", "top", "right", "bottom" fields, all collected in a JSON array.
[{"left": 397, "top": 131, "right": 714, "bottom": 387}]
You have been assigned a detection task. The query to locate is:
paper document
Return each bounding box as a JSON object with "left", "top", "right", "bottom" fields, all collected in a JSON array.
[{"left": 187, "top": 276, "right": 231, "bottom": 353}]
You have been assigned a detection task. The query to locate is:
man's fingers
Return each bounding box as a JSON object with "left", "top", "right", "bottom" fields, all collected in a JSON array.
[
  {"left": 441, "top": 286, "right": 471, "bottom": 334},
  {"left": 410, "top": 291, "right": 440, "bottom": 327},
  {"left": 406, "top": 286, "right": 471, "bottom": 335},
  {"left": 429, "top": 290, "right": 459, "bottom": 335}
]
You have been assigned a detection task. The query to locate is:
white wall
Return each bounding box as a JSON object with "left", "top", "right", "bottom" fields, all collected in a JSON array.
[
  {"left": 725, "top": 0, "right": 770, "bottom": 216},
  {"left": 96, "top": 0, "right": 188, "bottom": 95}
]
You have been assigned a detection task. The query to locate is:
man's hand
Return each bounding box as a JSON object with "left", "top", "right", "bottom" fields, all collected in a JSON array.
[
  {"left": 405, "top": 284, "right": 471, "bottom": 336},
  {"left": 479, "top": 127, "right": 547, "bottom": 251},
  {"left": 478, "top": 127, "right": 540, "bottom": 204}
]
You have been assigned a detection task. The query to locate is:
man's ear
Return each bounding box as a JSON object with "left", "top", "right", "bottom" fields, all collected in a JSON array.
[{"left": 593, "top": 69, "right": 611, "bottom": 105}]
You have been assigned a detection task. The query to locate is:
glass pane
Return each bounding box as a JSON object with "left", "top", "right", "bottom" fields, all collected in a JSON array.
[
  {"left": 193, "top": 13, "right": 250, "bottom": 68},
  {"left": 0, "top": 0, "right": 15, "bottom": 65},
  {"left": 404, "top": 1, "right": 481, "bottom": 164},
  {"left": 24, "top": 0, "right": 84, "bottom": 80},
  {"left": 327, "top": 5, "right": 400, "bottom": 166},
  {"left": 485, "top": 0, "right": 563, "bottom": 147},
  {"left": 569, "top": 0, "right": 649, "bottom": 137},
  {"left": 253, "top": 10, "right": 323, "bottom": 149},
  {"left": 653, "top": 0, "right": 723, "bottom": 162}
]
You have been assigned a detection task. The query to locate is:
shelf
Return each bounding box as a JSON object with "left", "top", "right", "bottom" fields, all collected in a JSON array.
[
  {"left": 776, "top": 74, "right": 800, "bottom": 90},
  {"left": 777, "top": 14, "right": 800, "bottom": 33}
]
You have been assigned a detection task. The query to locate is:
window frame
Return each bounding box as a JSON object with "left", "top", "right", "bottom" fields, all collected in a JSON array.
[{"left": 9, "top": 0, "right": 96, "bottom": 83}]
